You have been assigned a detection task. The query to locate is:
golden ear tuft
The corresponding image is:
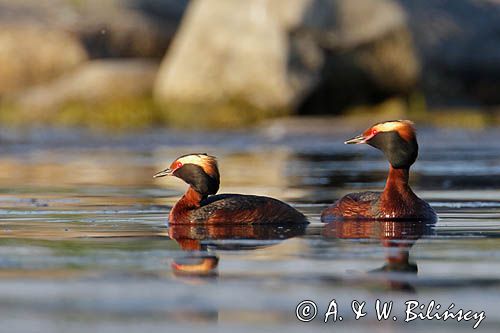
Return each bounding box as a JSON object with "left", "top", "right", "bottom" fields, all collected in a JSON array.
[
  {"left": 371, "top": 120, "right": 416, "bottom": 142},
  {"left": 175, "top": 153, "right": 219, "bottom": 178}
]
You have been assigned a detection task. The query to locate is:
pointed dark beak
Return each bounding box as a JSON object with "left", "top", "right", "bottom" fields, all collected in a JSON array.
[
  {"left": 344, "top": 134, "right": 367, "bottom": 144},
  {"left": 153, "top": 168, "right": 173, "bottom": 178}
]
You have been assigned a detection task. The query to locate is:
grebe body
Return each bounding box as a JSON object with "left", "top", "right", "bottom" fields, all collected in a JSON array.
[
  {"left": 321, "top": 120, "right": 437, "bottom": 222},
  {"left": 155, "top": 154, "right": 307, "bottom": 225}
]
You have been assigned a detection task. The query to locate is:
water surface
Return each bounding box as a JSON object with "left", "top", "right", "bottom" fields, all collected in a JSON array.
[{"left": 0, "top": 125, "right": 499, "bottom": 332}]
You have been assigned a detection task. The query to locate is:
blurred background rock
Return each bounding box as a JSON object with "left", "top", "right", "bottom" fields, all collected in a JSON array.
[{"left": 0, "top": 0, "right": 499, "bottom": 130}]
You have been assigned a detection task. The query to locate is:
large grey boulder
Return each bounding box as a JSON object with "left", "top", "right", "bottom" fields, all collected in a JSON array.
[
  {"left": 12, "top": 60, "right": 159, "bottom": 113},
  {"left": 289, "top": 0, "right": 419, "bottom": 114},
  {"left": 0, "top": 23, "right": 87, "bottom": 96},
  {"left": 66, "top": 0, "right": 189, "bottom": 58},
  {"left": 154, "top": 0, "right": 419, "bottom": 117},
  {"left": 155, "top": 0, "right": 309, "bottom": 112},
  {"left": 397, "top": 0, "right": 500, "bottom": 105},
  {"left": 0, "top": 0, "right": 186, "bottom": 98},
  {"left": 0, "top": 0, "right": 189, "bottom": 59}
]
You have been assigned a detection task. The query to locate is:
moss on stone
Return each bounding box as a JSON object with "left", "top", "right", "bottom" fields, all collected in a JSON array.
[
  {"left": 156, "top": 98, "right": 291, "bottom": 129},
  {"left": 344, "top": 97, "right": 408, "bottom": 119},
  {"left": 416, "top": 109, "right": 493, "bottom": 129},
  {"left": 342, "top": 94, "right": 500, "bottom": 129},
  {"left": 0, "top": 97, "right": 163, "bottom": 131},
  {"left": 54, "top": 98, "right": 161, "bottom": 131},
  {"left": 1, "top": 94, "right": 498, "bottom": 131},
  {"left": 0, "top": 96, "right": 291, "bottom": 131}
]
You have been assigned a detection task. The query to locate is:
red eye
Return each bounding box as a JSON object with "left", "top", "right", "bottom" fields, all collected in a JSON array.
[
  {"left": 371, "top": 129, "right": 378, "bottom": 136},
  {"left": 172, "top": 161, "right": 183, "bottom": 170}
]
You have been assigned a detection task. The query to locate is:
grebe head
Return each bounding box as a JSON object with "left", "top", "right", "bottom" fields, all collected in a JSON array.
[
  {"left": 345, "top": 120, "right": 418, "bottom": 169},
  {"left": 154, "top": 153, "right": 220, "bottom": 196}
]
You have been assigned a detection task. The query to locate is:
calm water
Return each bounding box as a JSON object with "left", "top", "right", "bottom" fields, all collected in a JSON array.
[{"left": 0, "top": 124, "right": 499, "bottom": 332}]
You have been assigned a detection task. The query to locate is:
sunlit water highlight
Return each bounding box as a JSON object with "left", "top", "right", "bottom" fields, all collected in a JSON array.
[{"left": 0, "top": 126, "right": 498, "bottom": 332}]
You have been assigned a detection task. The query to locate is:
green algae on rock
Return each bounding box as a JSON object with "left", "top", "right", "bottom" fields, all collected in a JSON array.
[
  {"left": 156, "top": 98, "right": 290, "bottom": 129},
  {"left": 0, "top": 97, "right": 161, "bottom": 131}
]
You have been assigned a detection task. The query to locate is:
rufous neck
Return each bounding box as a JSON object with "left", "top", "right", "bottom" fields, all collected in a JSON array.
[
  {"left": 384, "top": 166, "right": 410, "bottom": 192},
  {"left": 181, "top": 186, "right": 204, "bottom": 208}
]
